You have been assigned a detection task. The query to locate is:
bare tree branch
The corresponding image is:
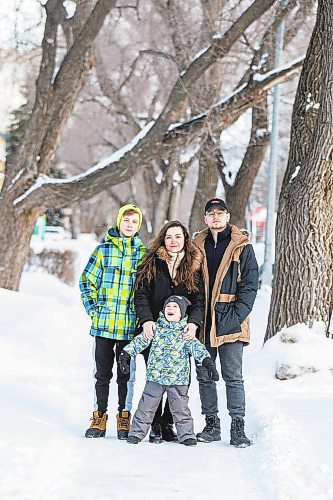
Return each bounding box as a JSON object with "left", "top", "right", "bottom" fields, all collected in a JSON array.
[
  {"left": 15, "top": 0, "right": 279, "bottom": 211},
  {"left": 94, "top": 45, "right": 141, "bottom": 133},
  {"left": 8, "top": 0, "right": 117, "bottom": 196},
  {"left": 166, "top": 56, "right": 303, "bottom": 140},
  {"left": 139, "top": 49, "right": 177, "bottom": 63}
]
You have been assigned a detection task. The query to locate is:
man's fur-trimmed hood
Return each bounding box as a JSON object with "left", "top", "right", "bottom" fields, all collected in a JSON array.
[{"left": 193, "top": 224, "right": 248, "bottom": 251}]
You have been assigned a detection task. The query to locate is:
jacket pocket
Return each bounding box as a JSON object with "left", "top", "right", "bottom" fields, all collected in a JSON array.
[
  {"left": 215, "top": 302, "right": 242, "bottom": 336},
  {"left": 92, "top": 304, "right": 113, "bottom": 331}
]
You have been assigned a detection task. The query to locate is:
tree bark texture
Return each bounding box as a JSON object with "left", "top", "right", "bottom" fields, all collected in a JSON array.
[
  {"left": 225, "top": 97, "right": 270, "bottom": 228},
  {"left": 0, "top": 0, "right": 115, "bottom": 290},
  {"left": 265, "top": 0, "right": 333, "bottom": 341},
  {"left": 153, "top": 153, "right": 179, "bottom": 231},
  {"left": 0, "top": 203, "right": 40, "bottom": 290},
  {"left": 189, "top": 135, "right": 221, "bottom": 235}
]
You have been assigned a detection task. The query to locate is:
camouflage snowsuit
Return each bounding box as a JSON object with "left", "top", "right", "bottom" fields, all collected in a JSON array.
[{"left": 124, "top": 313, "right": 210, "bottom": 442}]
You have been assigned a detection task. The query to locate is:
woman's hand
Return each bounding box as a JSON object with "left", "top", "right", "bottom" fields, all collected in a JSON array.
[
  {"left": 143, "top": 321, "right": 155, "bottom": 340},
  {"left": 183, "top": 322, "right": 197, "bottom": 340}
]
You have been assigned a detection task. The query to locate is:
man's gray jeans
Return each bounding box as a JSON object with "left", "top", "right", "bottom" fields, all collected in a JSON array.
[{"left": 196, "top": 340, "right": 245, "bottom": 419}]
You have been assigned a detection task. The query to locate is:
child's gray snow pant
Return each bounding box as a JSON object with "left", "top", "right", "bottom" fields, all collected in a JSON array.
[{"left": 129, "top": 381, "right": 195, "bottom": 442}]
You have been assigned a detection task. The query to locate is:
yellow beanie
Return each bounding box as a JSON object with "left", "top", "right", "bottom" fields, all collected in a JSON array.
[{"left": 117, "top": 204, "right": 143, "bottom": 231}]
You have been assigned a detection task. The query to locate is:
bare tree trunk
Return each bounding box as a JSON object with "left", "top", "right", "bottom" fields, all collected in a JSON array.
[
  {"left": 225, "top": 101, "right": 270, "bottom": 228},
  {"left": 265, "top": 0, "right": 333, "bottom": 341},
  {"left": 189, "top": 136, "right": 220, "bottom": 235},
  {"left": 71, "top": 203, "right": 82, "bottom": 240},
  {"left": 153, "top": 153, "right": 179, "bottom": 230},
  {"left": 0, "top": 202, "right": 39, "bottom": 290},
  {"left": 168, "top": 176, "right": 182, "bottom": 221}
]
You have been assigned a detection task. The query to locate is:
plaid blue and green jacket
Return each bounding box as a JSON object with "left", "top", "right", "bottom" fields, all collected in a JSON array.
[
  {"left": 79, "top": 227, "right": 146, "bottom": 340},
  {"left": 124, "top": 313, "right": 210, "bottom": 385}
]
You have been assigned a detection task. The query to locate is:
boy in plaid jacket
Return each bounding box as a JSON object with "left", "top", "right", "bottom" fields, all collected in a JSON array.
[
  {"left": 118, "top": 296, "right": 219, "bottom": 446},
  {"left": 80, "top": 204, "right": 146, "bottom": 439}
]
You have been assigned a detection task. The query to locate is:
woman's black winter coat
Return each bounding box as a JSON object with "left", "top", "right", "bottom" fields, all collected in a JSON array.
[{"left": 134, "top": 247, "right": 205, "bottom": 328}]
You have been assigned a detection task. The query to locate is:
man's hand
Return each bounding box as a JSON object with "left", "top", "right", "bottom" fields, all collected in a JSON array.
[
  {"left": 143, "top": 321, "right": 155, "bottom": 340},
  {"left": 118, "top": 351, "right": 131, "bottom": 375},
  {"left": 202, "top": 357, "right": 219, "bottom": 381},
  {"left": 183, "top": 322, "right": 198, "bottom": 340}
]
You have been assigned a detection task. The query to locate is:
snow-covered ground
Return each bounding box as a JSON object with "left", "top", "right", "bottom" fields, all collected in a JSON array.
[{"left": 1, "top": 240, "right": 333, "bottom": 500}]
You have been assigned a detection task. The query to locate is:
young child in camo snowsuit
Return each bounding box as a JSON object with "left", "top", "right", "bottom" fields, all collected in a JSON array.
[{"left": 118, "top": 295, "right": 219, "bottom": 446}]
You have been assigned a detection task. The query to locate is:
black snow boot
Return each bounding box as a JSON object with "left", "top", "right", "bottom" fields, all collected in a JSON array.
[
  {"left": 196, "top": 415, "right": 221, "bottom": 443},
  {"left": 149, "top": 422, "right": 163, "bottom": 443},
  {"left": 181, "top": 438, "right": 197, "bottom": 446},
  {"left": 127, "top": 435, "right": 141, "bottom": 444},
  {"left": 162, "top": 423, "right": 178, "bottom": 442},
  {"left": 230, "top": 417, "right": 251, "bottom": 447}
]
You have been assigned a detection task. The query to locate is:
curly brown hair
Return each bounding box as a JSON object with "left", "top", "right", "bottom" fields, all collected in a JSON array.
[{"left": 135, "top": 220, "right": 202, "bottom": 293}]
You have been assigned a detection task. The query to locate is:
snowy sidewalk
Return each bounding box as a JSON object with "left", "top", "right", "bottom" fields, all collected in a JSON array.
[{"left": 0, "top": 276, "right": 333, "bottom": 499}]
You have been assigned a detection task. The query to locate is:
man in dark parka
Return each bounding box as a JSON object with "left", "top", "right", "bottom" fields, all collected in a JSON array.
[{"left": 193, "top": 198, "right": 259, "bottom": 447}]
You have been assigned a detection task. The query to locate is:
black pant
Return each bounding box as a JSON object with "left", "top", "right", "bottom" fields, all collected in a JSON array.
[
  {"left": 94, "top": 336, "right": 130, "bottom": 413},
  {"left": 142, "top": 347, "right": 173, "bottom": 425}
]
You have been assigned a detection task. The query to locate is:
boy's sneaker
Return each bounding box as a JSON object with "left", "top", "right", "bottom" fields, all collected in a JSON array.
[
  {"left": 149, "top": 423, "right": 163, "bottom": 443},
  {"left": 196, "top": 415, "right": 221, "bottom": 442},
  {"left": 181, "top": 438, "right": 197, "bottom": 446},
  {"left": 117, "top": 410, "right": 131, "bottom": 440},
  {"left": 162, "top": 423, "right": 178, "bottom": 442},
  {"left": 127, "top": 435, "right": 141, "bottom": 444},
  {"left": 230, "top": 417, "right": 251, "bottom": 447},
  {"left": 85, "top": 411, "right": 108, "bottom": 438}
]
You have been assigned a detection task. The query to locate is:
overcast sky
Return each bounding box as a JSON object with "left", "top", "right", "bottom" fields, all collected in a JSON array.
[{"left": 0, "top": 0, "right": 45, "bottom": 49}]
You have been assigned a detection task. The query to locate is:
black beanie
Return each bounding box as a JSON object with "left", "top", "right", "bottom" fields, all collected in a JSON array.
[{"left": 163, "top": 295, "right": 191, "bottom": 319}]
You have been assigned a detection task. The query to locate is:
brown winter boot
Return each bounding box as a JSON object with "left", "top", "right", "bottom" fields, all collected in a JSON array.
[
  {"left": 117, "top": 410, "right": 131, "bottom": 440},
  {"left": 85, "top": 411, "right": 108, "bottom": 438}
]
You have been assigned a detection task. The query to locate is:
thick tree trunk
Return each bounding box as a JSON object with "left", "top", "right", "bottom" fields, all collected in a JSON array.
[
  {"left": 0, "top": 201, "right": 39, "bottom": 290},
  {"left": 265, "top": 0, "right": 333, "bottom": 341}
]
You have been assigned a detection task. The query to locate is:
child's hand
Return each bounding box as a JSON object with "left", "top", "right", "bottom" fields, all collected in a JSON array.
[
  {"left": 183, "top": 323, "right": 197, "bottom": 340},
  {"left": 143, "top": 321, "right": 155, "bottom": 340},
  {"left": 202, "top": 357, "right": 219, "bottom": 381},
  {"left": 118, "top": 351, "right": 131, "bottom": 374}
]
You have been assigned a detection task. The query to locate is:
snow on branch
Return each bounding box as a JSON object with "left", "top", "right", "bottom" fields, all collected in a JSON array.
[
  {"left": 13, "top": 122, "right": 154, "bottom": 206},
  {"left": 167, "top": 55, "right": 305, "bottom": 136},
  {"left": 252, "top": 55, "right": 305, "bottom": 82}
]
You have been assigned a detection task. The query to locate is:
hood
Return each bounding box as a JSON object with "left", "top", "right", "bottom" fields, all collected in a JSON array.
[
  {"left": 193, "top": 224, "right": 249, "bottom": 251},
  {"left": 104, "top": 226, "right": 141, "bottom": 246},
  {"left": 156, "top": 244, "right": 203, "bottom": 273},
  {"left": 156, "top": 311, "right": 188, "bottom": 331}
]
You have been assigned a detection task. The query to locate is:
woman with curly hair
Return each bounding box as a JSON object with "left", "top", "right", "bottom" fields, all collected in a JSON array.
[{"left": 134, "top": 220, "right": 204, "bottom": 443}]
